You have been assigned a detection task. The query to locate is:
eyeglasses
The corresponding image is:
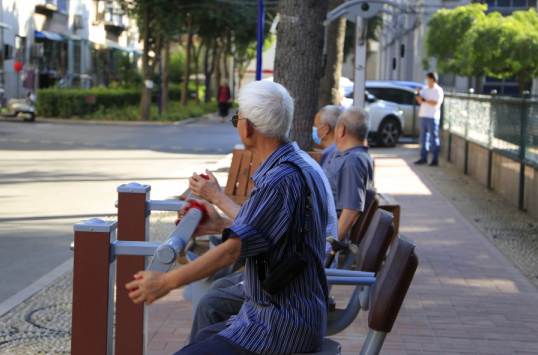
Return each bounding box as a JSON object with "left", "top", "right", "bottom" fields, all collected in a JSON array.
[{"left": 230, "top": 112, "right": 256, "bottom": 128}]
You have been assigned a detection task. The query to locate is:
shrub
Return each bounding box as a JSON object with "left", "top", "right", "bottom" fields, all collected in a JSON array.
[{"left": 37, "top": 84, "right": 197, "bottom": 118}]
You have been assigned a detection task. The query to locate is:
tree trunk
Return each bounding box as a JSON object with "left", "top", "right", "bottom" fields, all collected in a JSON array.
[
  {"left": 214, "top": 44, "right": 221, "bottom": 102},
  {"left": 139, "top": 8, "right": 151, "bottom": 121},
  {"left": 162, "top": 41, "right": 170, "bottom": 113},
  {"left": 193, "top": 39, "right": 202, "bottom": 105},
  {"left": 181, "top": 15, "right": 193, "bottom": 107},
  {"left": 475, "top": 75, "right": 483, "bottom": 95},
  {"left": 517, "top": 72, "right": 527, "bottom": 95},
  {"left": 222, "top": 37, "right": 230, "bottom": 82},
  {"left": 204, "top": 41, "right": 217, "bottom": 103},
  {"left": 318, "top": 0, "right": 346, "bottom": 108},
  {"left": 274, "top": 0, "right": 329, "bottom": 149}
]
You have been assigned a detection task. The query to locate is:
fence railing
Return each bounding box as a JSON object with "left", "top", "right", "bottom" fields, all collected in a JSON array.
[
  {"left": 443, "top": 93, "right": 538, "bottom": 167},
  {"left": 442, "top": 93, "right": 538, "bottom": 210}
]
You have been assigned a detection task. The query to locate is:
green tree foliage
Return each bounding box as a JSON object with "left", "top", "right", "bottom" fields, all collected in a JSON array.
[
  {"left": 423, "top": 4, "right": 487, "bottom": 76},
  {"left": 424, "top": 5, "right": 538, "bottom": 93}
]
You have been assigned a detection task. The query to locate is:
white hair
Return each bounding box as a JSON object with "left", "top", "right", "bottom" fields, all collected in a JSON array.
[
  {"left": 237, "top": 80, "right": 294, "bottom": 142},
  {"left": 337, "top": 106, "right": 370, "bottom": 142},
  {"left": 320, "top": 105, "right": 342, "bottom": 129}
]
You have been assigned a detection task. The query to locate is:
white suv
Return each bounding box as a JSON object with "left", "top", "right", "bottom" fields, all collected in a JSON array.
[
  {"left": 345, "top": 91, "right": 405, "bottom": 147},
  {"left": 365, "top": 81, "right": 425, "bottom": 137}
]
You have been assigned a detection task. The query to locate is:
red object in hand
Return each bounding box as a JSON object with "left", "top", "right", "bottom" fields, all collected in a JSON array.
[
  {"left": 130, "top": 276, "right": 142, "bottom": 292},
  {"left": 184, "top": 200, "right": 209, "bottom": 224},
  {"left": 13, "top": 61, "right": 23, "bottom": 72},
  {"left": 194, "top": 173, "right": 209, "bottom": 181}
]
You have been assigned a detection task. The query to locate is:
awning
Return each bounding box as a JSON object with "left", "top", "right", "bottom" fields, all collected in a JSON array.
[
  {"left": 105, "top": 40, "right": 142, "bottom": 55},
  {"left": 35, "top": 30, "right": 64, "bottom": 41},
  {"left": 92, "top": 40, "right": 142, "bottom": 55}
]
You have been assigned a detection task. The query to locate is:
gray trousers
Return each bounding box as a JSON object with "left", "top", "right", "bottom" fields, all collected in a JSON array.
[{"left": 189, "top": 271, "right": 245, "bottom": 344}]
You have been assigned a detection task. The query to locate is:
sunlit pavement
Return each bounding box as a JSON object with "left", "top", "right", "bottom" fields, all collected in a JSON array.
[
  {"left": 0, "top": 115, "right": 241, "bottom": 303},
  {"left": 145, "top": 145, "right": 538, "bottom": 355}
]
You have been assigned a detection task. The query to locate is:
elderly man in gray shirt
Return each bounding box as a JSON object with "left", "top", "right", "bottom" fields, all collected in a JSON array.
[{"left": 323, "top": 106, "right": 374, "bottom": 241}]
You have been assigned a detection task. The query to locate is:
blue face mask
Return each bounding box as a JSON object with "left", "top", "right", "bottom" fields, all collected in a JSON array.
[{"left": 312, "top": 126, "right": 325, "bottom": 145}]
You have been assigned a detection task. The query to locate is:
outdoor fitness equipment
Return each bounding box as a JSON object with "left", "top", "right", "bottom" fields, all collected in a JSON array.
[{"left": 70, "top": 181, "right": 418, "bottom": 355}]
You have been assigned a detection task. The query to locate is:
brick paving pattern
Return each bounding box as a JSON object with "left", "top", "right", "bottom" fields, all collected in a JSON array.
[{"left": 146, "top": 149, "right": 538, "bottom": 355}]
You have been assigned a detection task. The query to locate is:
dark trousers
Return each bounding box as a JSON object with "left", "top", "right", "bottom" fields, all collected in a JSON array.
[
  {"left": 174, "top": 322, "right": 257, "bottom": 355},
  {"left": 189, "top": 271, "right": 245, "bottom": 343},
  {"left": 419, "top": 117, "right": 440, "bottom": 162}
]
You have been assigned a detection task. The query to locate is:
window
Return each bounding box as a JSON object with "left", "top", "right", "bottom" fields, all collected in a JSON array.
[
  {"left": 74, "top": 42, "right": 81, "bottom": 74},
  {"left": 58, "top": 0, "right": 67, "bottom": 11},
  {"left": 365, "top": 88, "right": 415, "bottom": 105},
  {"left": 438, "top": 73, "right": 455, "bottom": 86},
  {"left": 486, "top": 0, "right": 530, "bottom": 7}
]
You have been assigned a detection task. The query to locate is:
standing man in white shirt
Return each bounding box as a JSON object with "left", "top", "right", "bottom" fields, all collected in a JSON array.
[{"left": 414, "top": 72, "right": 444, "bottom": 166}]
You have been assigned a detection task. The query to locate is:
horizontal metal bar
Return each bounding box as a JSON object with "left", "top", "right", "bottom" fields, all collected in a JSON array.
[
  {"left": 327, "top": 276, "right": 376, "bottom": 286},
  {"left": 111, "top": 240, "right": 162, "bottom": 256},
  {"left": 325, "top": 269, "right": 375, "bottom": 278},
  {"left": 147, "top": 200, "right": 186, "bottom": 212}
]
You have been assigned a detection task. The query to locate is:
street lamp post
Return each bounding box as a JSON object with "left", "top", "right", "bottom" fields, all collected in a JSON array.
[
  {"left": 256, "top": 0, "right": 264, "bottom": 81},
  {"left": 327, "top": 0, "right": 404, "bottom": 108}
]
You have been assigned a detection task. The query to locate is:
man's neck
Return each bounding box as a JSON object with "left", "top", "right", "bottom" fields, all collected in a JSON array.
[
  {"left": 322, "top": 132, "right": 335, "bottom": 149},
  {"left": 338, "top": 139, "right": 365, "bottom": 152},
  {"left": 429, "top": 83, "right": 435, "bottom": 89},
  {"left": 248, "top": 138, "right": 285, "bottom": 162}
]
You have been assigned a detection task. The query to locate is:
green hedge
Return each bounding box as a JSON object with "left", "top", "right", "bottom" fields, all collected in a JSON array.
[{"left": 37, "top": 85, "right": 187, "bottom": 118}]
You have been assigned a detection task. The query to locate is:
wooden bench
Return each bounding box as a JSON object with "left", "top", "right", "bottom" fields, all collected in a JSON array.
[
  {"left": 223, "top": 146, "right": 321, "bottom": 206},
  {"left": 180, "top": 146, "right": 399, "bottom": 240}
]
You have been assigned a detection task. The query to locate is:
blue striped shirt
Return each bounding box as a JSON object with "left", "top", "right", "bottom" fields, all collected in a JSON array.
[{"left": 219, "top": 142, "right": 329, "bottom": 355}]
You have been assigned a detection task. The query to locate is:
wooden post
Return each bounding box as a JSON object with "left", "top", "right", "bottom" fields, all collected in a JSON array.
[
  {"left": 115, "top": 182, "right": 151, "bottom": 355},
  {"left": 72, "top": 219, "right": 118, "bottom": 355}
]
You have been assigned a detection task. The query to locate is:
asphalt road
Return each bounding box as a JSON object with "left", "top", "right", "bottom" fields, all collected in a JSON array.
[{"left": 0, "top": 114, "right": 241, "bottom": 303}]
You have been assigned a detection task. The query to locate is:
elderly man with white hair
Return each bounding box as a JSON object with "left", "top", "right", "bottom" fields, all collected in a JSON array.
[
  {"left": 126, "top": 80, "right": 329, "bottom": 355},
  {"left": 323, "top": 106, "right": 374, "bottom": 242}
]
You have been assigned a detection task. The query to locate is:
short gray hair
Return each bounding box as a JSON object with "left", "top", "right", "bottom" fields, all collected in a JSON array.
[
  {"left": 238, "top": 80, "right": 294, "bottom": 142},
  {"left": 337, "top": 106, "right": 370, "bottom": 142},
  {"left": 320, "top": 105, "right": 342, "bottom": 129}
]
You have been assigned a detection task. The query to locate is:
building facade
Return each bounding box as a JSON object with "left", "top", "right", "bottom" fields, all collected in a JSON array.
[
  {"left": 376, "top": 0, "right": 537, "bottom": 94},
  {"left": 0, "top": 0, "right": 141, "bottom": 101}
]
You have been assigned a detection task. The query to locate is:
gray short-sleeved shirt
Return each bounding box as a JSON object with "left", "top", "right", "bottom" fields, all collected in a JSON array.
[{"left": 323, "top": 145, "right": 374, "bottom": 214}]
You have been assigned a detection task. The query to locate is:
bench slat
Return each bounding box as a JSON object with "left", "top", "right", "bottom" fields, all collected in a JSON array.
[
  {"left": 224, "top": 149, "right": 244, "bottom": 195},
  {"left": 247, "top": 156, "right": 261, "bottom": 196},
  {"left": 236, "top": 150, "right": 253, "bottom": 197}
]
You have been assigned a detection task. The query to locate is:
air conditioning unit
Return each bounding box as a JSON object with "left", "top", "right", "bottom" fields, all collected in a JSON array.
[
  {"left": 3, "top": 44, "right": 13, "bottom": 60},
  {"left": 74, "top": 14, "right": 84, "bottom": 29},
  {"left": 32, "top": 43, "right": 44, "bottom": 59}
]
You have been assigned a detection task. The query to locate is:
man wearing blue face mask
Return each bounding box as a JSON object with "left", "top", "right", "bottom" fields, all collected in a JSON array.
[{"left": 312, "top": 105, "right": 342, "bottom": 170}]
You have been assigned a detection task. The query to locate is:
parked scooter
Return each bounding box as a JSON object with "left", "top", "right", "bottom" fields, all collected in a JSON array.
[{"left": 0, "top": 89, "right": 37, "bottom": 122}]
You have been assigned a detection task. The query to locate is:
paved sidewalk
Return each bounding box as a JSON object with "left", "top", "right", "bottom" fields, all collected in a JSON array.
[{"left": 146, "top": 147, "right": 538, "bottom": 355}]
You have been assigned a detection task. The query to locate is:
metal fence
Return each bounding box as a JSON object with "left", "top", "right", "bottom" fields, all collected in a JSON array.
[{"left": 443, "top": 93, "right": 538, "bottom": 167}]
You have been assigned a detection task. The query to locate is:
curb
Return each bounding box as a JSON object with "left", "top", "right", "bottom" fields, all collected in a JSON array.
[
  {"left": 0, "top": 258, "right": 74, "bottom": 318},
  {"left": 34, "top": 113, "right": 216, "bottom": 127}
]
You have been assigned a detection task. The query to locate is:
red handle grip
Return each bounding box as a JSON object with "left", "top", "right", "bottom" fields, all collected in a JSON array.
[
  {"left": 130, "top": 276, "right": 143, "bottom": 293},
  {"left": 184, "top": 200, "right": 209, "bottom": 224}
]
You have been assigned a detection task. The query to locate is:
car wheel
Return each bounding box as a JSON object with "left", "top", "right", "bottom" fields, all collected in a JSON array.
[{"left": 376, "top": 117, "right": 400, "bottom": 147}]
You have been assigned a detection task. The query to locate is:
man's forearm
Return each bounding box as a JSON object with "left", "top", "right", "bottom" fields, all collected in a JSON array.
[
  {"left": 163, "top": 237, "right": 241, "bottom": 290},
  {"left": 338, "top": 209, "right": 361, "bottom": 241},
  {"left": 214, "top": 191, "right": 241, "bottom": 219}
]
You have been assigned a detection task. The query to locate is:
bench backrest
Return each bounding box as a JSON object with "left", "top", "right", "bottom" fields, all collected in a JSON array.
[
  {"left": 368, "top": 235, "right": 418, "bottom": 333},
  {"left": 224, "top": 148, "right": 322, "bottom": 205},
  {"left": 355, "top": 209, "right": 394, "bottom": 274},
  {"left": 349, "top": 188, "right": 379, "bottom": 245}
]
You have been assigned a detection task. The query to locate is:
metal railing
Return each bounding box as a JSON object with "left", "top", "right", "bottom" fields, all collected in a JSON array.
[{"left": 443, "top": 92, "right": 538, "bottom": 209}]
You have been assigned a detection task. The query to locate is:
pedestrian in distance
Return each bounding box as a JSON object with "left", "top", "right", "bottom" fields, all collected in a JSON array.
[
  {"left": 414, "top": 72, "right": 444, "bottom": 166},
  {"left": 217, "top": 79, "right": 231, "bottom": 123}
]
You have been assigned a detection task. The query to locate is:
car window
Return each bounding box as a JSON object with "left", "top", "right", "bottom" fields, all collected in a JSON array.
[
  {"left": 365, "top": 88, "right": 383, "bottom": 100},
  {"left": 366, "top": 87, "right": 415, "bottom": 105}
]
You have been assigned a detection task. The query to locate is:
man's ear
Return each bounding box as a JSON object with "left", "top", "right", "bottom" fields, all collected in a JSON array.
[
  {"left": 336, "top": 123, "right": 344, "bottom": 138},
  {"left": 245, "top": 120, "right": 255, "bottom": 139}
]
